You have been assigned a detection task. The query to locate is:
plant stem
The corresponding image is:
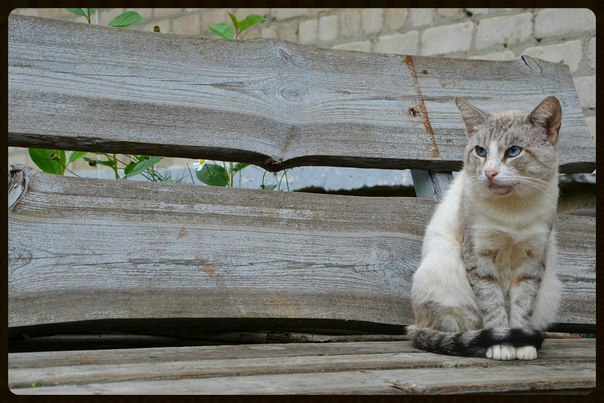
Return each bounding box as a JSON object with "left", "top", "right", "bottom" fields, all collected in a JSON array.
[
  {"left": 112, "top": 154, "right": 120, "bottom": 179},
  {"left": 54, "top": 158, "right": 81, "bottom": 177},
  {"left": 278, "top": 169, "right": 290, "bottom": 191},
  {"left": 185, "top": 163, "right": 196, "bottom": 184},
  {"left": 261, "top": 170, "right": 268, "bottom": 189},
  {"left": 228, "top": 161, "right": 234, "bottom": 187}
]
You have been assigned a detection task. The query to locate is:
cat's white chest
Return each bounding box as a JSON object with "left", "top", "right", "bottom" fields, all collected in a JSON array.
[{"left": 474, "top": 218, "right": 549, "bottom": 279}]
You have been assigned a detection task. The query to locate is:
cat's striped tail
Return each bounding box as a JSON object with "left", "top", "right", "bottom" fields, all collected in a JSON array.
[{"left": 406, "top": 325, "right": 544, "bottom": 357}]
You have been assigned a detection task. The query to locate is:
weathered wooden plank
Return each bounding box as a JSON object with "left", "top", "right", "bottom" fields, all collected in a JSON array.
[
  {"left": 554, "top": 212, "right": 597, "bottom": 325},
  {"left": 13, "top": 364, "right": 595, "bottom": 394},
  {"left": 9, "top": 339, "right": 595, "bottom": 394},
  {"left": 8, "top": 166, "right": 596, "bottom": 331},
  {"left": 8, "top": 339, "right": 595, "bottom": 390},
  {"left": 7, "top": 165, "right": 427, "bottom": 331},
  {"left": 8, "top": 338, "right": 588, "bottom": 369},
  {"left": 8, "top": 15, "right": 594, "bottom": 173}
]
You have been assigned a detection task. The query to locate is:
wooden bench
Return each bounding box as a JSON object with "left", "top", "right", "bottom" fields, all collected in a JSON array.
[{"left": 8, "top": 15, "right": 595, "bottom": 394}]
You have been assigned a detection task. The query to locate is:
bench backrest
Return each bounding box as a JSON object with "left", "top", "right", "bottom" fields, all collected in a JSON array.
[{"left": 8, "top": 15, "right": 595, "bottom": 335}]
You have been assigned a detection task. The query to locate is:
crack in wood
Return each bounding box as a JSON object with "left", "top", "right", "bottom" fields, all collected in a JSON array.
[
  {"left": 278, "top": 125, "right": 299, "bottom": 162},
  {"left": 521, "top": 55, "right": 543, "bottom": 75},
  {"left": 402, "top": 56, "right": 440, "bottom": 159}
]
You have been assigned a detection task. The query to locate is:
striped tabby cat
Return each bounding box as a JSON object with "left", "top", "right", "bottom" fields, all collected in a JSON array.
[{"left": 408, "top": 96, "right": 562, "bottom": 360}]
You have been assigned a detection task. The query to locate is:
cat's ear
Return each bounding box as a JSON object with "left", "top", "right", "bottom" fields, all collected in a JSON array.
[
  {"left": 455, "top": 97, "right": 490, "bottom": 137},
  {"left": 527, "top": 96, "right": 562, "bottom": 144}
]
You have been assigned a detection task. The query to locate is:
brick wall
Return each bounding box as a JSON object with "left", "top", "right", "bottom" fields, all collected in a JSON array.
[{"left": 10, "top": 8, "right": 596, "bottom": 172}]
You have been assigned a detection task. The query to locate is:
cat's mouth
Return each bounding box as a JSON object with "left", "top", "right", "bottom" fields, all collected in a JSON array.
[{"left": 487, "top": 182, "right": 514, "bottom": 196}]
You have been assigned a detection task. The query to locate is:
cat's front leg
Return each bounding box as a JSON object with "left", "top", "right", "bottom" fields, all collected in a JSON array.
[
  {"left": 509, "top": 258, "right": 545, "bottom": 328},
  {"left": 508, "top": 255, "right": 546, "bottom": 361},
  {"left": 464, "top": 243, "right": 515, "bottom": 360},
  {"left": 465, "top": 254, "right": 509, "bottom": 329},
  {"left": 466, "top": 255, "right": 519, "bottom": 359}
]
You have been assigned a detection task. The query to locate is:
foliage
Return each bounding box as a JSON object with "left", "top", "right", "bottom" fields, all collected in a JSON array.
[
  {"left": 67, "top": 8, "right": 143, "bottom": 28},
  {"left": 196, "top": 163, "right": 230, "bottom": 187},
  {"left": 67, "top": 8, "right": 96, "bottom": 24},
  {"left": 107, "top": 11, "right": 144, "bottom": 28},
  {"left": 196, "top": 162, "right": 249, "bottom": 187},
  {"left": 81, "top": 154, "right": 178, "bottom": 182},
  {"left": 28, "top": 149, "right": 66, "bottom": 175},
  {"left": 209, "top": 12, "right": 265, "bottom": 40}
]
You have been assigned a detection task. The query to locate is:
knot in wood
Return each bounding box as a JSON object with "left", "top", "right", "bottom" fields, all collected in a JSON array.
[
  {"left": 278, "top": 84, "right": 308, "bottom": 102},
  {"left": 8, "top": 165, "right": 29, "bottom": 210}
]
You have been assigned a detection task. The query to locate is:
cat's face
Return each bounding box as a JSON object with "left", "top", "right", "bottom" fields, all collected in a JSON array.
[{"left": 456, "top": 97, "right": 561, "bottom": 198}]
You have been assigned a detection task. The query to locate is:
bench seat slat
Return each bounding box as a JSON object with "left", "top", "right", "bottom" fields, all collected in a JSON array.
[
  {"left": 9, "top": 339, "right": 596, "bottom": 394},
  {"left": 8, "top": 15, "right": 594, "bottom": 173},
  {"left": 8, "top": 167, "right": 595, "bottom": 331}
]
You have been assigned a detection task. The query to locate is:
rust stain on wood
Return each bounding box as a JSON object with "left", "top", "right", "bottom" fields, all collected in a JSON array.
[
  {"left": 403, "top": 55, "right": 440, "bottom": 158},
  {"left": 204, "top": 261, "right": 215, "bottom": 277},
  {"left": 177, "top": 227, "right": 188, "bottom": 239}
]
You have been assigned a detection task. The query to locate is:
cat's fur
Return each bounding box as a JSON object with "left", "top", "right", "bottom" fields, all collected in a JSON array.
[{"left": 408, "top": 96, "right": 562, "bottom": 360}]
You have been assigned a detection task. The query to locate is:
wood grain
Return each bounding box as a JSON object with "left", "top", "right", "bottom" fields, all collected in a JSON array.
[
  {"left": 8, "top": 166, "right": 595, "bottom": 331},
  {"left": 7, "top": 338, "right": 590, "bottom": 368},
  {"left": 8, "top": 339, "right": 595, "bottom": 394},
  {"left": 8, "top": 15, "right": 594, "bottom": 173}
]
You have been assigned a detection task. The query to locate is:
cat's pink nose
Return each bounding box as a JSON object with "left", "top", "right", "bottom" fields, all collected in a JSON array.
[{"left": 485, "top": 169, "right": 498, "bottom": 180}]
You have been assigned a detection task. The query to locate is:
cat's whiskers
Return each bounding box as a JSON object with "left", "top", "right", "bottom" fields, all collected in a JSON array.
[{"left": 511, "top": 177, "right": 556, "bottom": 195}]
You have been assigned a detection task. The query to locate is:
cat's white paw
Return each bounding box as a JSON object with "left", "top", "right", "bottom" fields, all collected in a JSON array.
[
  {"left": 516, "top": 345, "right": 538, "bottom": 360},
  {"left": 486, "top": 344, "right": 517, "bottom": 360}
]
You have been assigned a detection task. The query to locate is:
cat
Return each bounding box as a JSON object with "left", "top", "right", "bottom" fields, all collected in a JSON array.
[{"left": 408, "top": 96, "right": 562, "bottom": 361}]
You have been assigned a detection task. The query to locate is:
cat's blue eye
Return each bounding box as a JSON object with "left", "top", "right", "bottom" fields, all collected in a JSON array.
[
  {"left": 505, "top": 146, "right": 523, "bottom": 158},
  {"left": 475, "top": 146, "right": 487, "bottom": 157}
]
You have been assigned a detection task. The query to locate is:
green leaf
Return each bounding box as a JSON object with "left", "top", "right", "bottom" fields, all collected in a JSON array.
[
  {"left": 108, "top": 11, "right": 144, "bottom": 28},
  {"left": 227, "top": 12, "right": 239, "bottom": 29},
  {"left": 196, "top": 163, "right": 229, "bottom": 186},
  {"left": 124, "top": 156, "right": 162, "bottom": 177},
  {"left": 66, "top": 8, "right": 87, "bottom": 17},
  {"left": 67, "top": 8, "right": 96, "bottom": 21},
  {"left": 209, "top": 23, "right": 235, "bottom": 40},
  {"left": 95, "top": 160, "right": 117, "bottom": 168},
  {"left": 68, "top": 151, "right": 88, "bottom": 164},
  {"left": 29, "top": 148, "right": 65, "bottom": 175},
  {"left": 232, "top": 162, "right": 250, "bottom": 173},
  {"left": 238, "top": 14, "right": 265, "bottom": 32}
]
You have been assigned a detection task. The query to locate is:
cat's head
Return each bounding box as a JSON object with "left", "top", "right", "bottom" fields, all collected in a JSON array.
[{"left": 455, "top": 96, "right": 561, "bottom": 198}]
